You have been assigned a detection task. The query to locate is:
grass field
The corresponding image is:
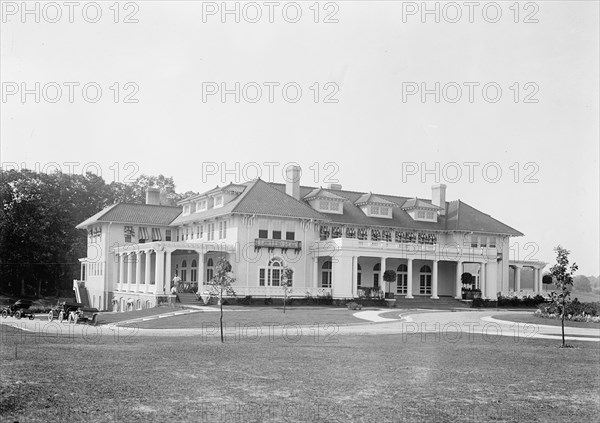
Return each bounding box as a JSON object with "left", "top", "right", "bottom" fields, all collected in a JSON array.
[
  {"left": 118, "top": 306, "right": 366, "bottom": 329},
  {"left": 493, "top": 313, "right": 600, "bottom": 329},
  {"left": 1, "top": 323, "right": 599, "bottom": 422}
]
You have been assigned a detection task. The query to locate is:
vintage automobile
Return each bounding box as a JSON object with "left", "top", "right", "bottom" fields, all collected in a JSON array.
[
  {"left": 47, "top": 302, "right": 99, "bottom": 325},
  {"left": 1, "top": 299, "right": 36, "bottom": 320}
]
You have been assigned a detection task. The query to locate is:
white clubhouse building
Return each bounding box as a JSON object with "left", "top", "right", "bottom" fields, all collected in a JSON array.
[{"left": 75, "top": 166, "right": 545, "bottom": 311}]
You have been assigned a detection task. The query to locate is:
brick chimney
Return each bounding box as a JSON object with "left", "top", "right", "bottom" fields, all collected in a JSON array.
[
  {"left": 432, "top": 184, "right": 446, "bottom": 215},
  {"left": 146, "top": 187, "right": 161, "bottom": 205},
  {"left": 328, "top": 183, "right": 342, "bottom": 190},
  {"left": 285, "top": 165, "right": 301, "bottom": 200}
]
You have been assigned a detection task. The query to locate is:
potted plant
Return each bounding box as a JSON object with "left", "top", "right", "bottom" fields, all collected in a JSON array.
[
  {"left": 461, "top": 272, "right": 473, "bottom": 299},
  {"left": 383, "top": 270, "right": 397, "bottom": 299}
]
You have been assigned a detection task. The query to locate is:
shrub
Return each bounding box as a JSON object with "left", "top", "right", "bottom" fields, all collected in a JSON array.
[
  {"left": 536, "top": 299, "right": 600, "bottom": 322},
  {"left": 346, "top": 301, "right": 362, "bottom": 310},
  {"left": 236, "top": 296, "right": 252, "bottom": 306}
]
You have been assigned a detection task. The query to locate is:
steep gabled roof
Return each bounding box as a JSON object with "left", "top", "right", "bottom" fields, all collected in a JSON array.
[
  {"left": 231, "top": 179, "right": 326, "bottom": 220},
  {"left": 445, "top": 200, "right": 523, "bottom": 236},
  {"left": 76, "top": 203, "right": 181, "bottom": 229}
]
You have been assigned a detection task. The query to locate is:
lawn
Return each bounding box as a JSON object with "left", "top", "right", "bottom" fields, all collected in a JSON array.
[
  {"left": 1, "top": 324, "right": 599, "bottom": 422},
  {"left": 118, "top": 306, "right": 368, "bottom": 329},
  {"left": 494, "top": 313, "right": 600, "bottom": 329}
]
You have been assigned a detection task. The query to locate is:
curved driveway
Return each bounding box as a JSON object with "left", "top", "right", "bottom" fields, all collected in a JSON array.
[{"left": 2, "top": 309, "right": 599, "bottom": 342}]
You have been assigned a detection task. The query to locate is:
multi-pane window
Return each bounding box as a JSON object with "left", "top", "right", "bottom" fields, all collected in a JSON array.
[
  {"left": 357, "top": 228, "right": 368, "bottom": 240},
  {"left": 319, "top": 200, "right": 329, "bottom": 210},
  {"left": 371, "top": 206, "right": 380, "bottom": 215},
  {"left": 426, "top": 211, "right": 435, "bottom": 219},
  {"left": 258, "top": 229, "right": 268, "bottom": 239},
  {"left": 417, "top": 210, "right": 426, "bottom": 219},
  {"left": 489, "top": 237, "right": 496, "bottom": 248},
  {"left": 124, "top": 226, "right": 134, "bottom": 243},
  {"left": 471, "top": 234, "right": 478, "bottom": 248},
  {"left": 330, "top": 202, "right": 340, "bottom": 211},
  {"left": 207, "top": 224, "right": 215, "bottom": 241},
  {"left": 206, "top": 258, "right": 214, "bottom": 281},
  {"left": 419, "top": 265, "right": 432, "bottom": 295},
  {"left": 356, "top": 263, "right": 362, "bottom": 288},
  {"left": 396, "top": 264, "right": 408, "bottom": 295},
  {"left": 319, "top": 226, "right": 330, "bottom": 241},
  {"left": 165, "top": 230, "right": 172, "bottom": 241},
  {"left": 272, "top": 230, "right": 282, "bottom": 240},
  {"left": 346, "top": 227, "right": 356, "bottom": 238},
  {"left": 259, "top": 258, "right": 285, "bottom": 287},
  {"left": 380, "top": 207, "right": 389, "bottom": 215},
  {"left": 332, "top": 226, "right": 342, "bottom": 238},
  {"left": 191, "top": 260, "right": 197, "bottom": 282},
  {"left": 214, "top": 196, "right": 223, "bottom": 207},
  {"left": 218, "top": 221, "right": 228, "bottom": 239},
  {"left": 479, "top": 236, "right": 487, "bottom": 248},
  {"left": 286, "top": 231, "right": 295, "bottom": 240},
  {"left": 321, "top": 261, "right": 332, "bottom": 288},
  {"left": 181, "top": 260, "right": 188, "bottom": 282}
]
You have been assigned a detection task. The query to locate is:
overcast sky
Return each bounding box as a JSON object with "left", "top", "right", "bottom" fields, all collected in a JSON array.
[{"left": 1, "top": 1, "right": 598, "bottom": 275}]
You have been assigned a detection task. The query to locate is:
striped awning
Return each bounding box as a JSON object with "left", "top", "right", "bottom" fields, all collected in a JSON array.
[
  {"left": 151, "top": 228, "right": 162, "bottom": 241},
  {"left": 138, "top": 227, "right": 150, "bottom": 240}
]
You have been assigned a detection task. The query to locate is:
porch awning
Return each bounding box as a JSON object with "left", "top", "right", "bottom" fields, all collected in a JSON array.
[
  {"left": 152, "top": 228, "right": 162, "bottom": 241},
  {"left": 138, "top": 227, "right": 150, "bottom": 240}
]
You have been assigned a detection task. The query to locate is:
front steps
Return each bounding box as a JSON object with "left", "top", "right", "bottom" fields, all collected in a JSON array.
[{"left": 176, "top": 293, "right": 201, "bottom": 305}]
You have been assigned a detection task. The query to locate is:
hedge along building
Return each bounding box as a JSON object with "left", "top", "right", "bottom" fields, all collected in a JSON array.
[{"left": 75, "top": 166, "right": 545, "bottom": 311}]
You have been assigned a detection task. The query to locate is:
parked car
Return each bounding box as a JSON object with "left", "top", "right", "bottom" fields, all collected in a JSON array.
[
  {"left": 48, "top": 302, "right": 99, "bottom": 325},
  {"left": 1, "top": 299, "right": 36, "bottom": 320}
]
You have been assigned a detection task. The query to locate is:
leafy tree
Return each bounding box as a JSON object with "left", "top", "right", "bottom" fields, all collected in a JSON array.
[
  {"left": 281, "top": 267, "right": 294, "bottom": 313},
  {"left": 206, "top": 257, "right": 236, "bottom": 343},
  {"left": 461, "top": 272, "right": 473, "bottom": 286},
  {"left": 573, "top": 275, "right": 592, "bottom": 293},
  {"left": 549, "top": 246, "right": 578, "bottom": 348}
]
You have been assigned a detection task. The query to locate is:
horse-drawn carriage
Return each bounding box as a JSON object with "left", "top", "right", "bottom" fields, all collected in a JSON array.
[
  {"left": 48, "top": 302, "right": 99, "bottom": 325},
  {"left": 1, "top": 299, "right": 36, "bottom": 320}
]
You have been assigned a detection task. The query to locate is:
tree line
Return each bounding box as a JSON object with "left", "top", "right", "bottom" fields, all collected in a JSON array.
[{"left": 0, "top": 169, "right": 194, "bottom": 298}]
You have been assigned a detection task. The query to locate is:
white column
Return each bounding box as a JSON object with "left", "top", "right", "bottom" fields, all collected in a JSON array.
[
  {"left": 381, "top": 257, "right": 387, "bottom": 297},
  {"left": 313, "top": 257, "right": 319, "bottom": 289},
  {"left": 155, "top": 250, "right": 165, "bottom": 294},
  {"left": 431, "top": 260, "right": 439, "bottom": 299},
  {"left": 406, "top": 258, "right": 413, "bottom": 299},
  {"left": 127, "top": 253, "right": 134, "bottom": 292},
  {"left": 480, "top": 262, "right": 487, "bottom": 299},
  {"left": 515, "top": 266, "right": 521, "bottom": 291},
  {"left": 119, "top": 253, "right": 126, "bottom": 291},
  {"left": 80, "top": 262, "right": 84, "bottom": 281},
  {"left": 534, "top": 267, "right": 540, "bottom": 293},
  {"left": 144, "top": 251, "right": 152, "bottom": 291},
  {"left": 135, "top": 252, "right": 142, "bottom": 291},
  {"left": 455, "top": 261, "right": 463, "bottom": 299},
  {"left": 197, "top": 252, "right": 205, "bottom": 291},
  {"left": 165, "top": 250, "right": 172, "bottom": 293},
  {"left": 353, "top": 256, "right": 359, "bottom": 298}
]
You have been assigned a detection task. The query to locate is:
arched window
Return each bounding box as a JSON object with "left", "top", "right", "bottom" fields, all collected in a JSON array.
[
  {"left": 206, "top": 258, "right": 214, "bottom": 282},
  {"left": 181, "top": 260, "right": 188, "bottom": 282},
  {"left": 258, "top": 257, "right": 286, "bottom": 287},
  {"left": 136, "top": 299, "right": 141, "bottom": 310},
  {"left": 357, "top": 263, "right": 362, "bottom": 288},
  {"left": 321, "top": 260, "right": 332, "bottom": 288},
  {"left": 373, "top": 263, "right": 381, "bottom": 289},
  {"left": 191, "top": 259, "right": 197, "bottom": 282},
  {"left": 396, "top": 264, "right": 408, "bottom": 295},
  {"left": 419, "top": 265, "right": 432, "bottom": 295},
  {"left": 145, "top": 300, "right": 151, "bottom": 309}
]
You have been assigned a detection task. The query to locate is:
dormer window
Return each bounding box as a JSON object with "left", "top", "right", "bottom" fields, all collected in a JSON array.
[
  {"left": 196, "top": 200, "right": 207, "bottom": 211},
  {"left": 183, "top": 204, "right": 191, "bottom": 216},
  {"left": 402, "top": 198, "right": 440, "bottom": 222},
  {"left": 214, "top": 196, "right": 223, "bottom": 208},
  {"left": 355, "top": 194, "right": 395, "bottom": 219}
]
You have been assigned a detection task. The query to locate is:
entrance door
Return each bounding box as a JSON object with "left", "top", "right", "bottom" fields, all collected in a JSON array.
[{"left": 419, "top": 265, "right": 432, "bottom": 294}]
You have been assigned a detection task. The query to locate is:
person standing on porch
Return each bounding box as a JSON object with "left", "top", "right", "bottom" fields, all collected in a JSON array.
[{"left": 172, "top": 271, "right": 182, "bottom": 293}]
